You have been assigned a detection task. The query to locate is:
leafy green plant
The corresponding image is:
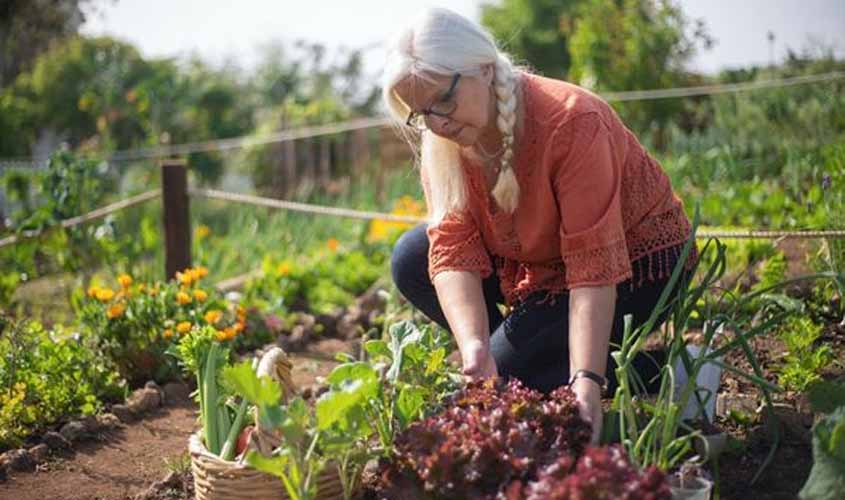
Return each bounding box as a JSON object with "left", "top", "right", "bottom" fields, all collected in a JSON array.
[
  {"left": 778, "top": 316, "right": 833, "bottom": 392},
  {"left": 0, "top": 316, "right": 126, "bottom": 450}
]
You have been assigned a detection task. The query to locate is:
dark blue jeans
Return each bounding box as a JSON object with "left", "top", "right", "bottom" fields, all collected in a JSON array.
[{"left": 390, "top": 224, "right": 691, "bottom": 394}]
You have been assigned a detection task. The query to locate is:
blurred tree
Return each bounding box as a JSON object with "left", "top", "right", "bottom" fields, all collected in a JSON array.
[
  {"left": 567, "top": 0, "right": 712, "bottom": 149},
  {"left": 480, "top": 0, "right": 586, "bottom": 79},
  {"left": 0, "top": 36, "right": 151, "bottom": 155},
  {"left": 0, "top": 0, "right": 100, "bottom": 89}
]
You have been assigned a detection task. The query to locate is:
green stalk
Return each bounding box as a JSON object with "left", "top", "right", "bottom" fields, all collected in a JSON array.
[
  {"left": 204, "top": 343, "right": 221, "bottom": 455},
  {"left": 217, "top": 406, "right": 231, "bottom": 453},
  {"left": 220, "top": 397, "right": 250, "bottom": 461}
]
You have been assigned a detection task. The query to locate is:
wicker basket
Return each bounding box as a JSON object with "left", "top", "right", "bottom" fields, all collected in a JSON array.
[
  {"left": 189, "top": 432, "right": 347, "bottom": 500},
  {"left": 188, "top": 347, "right": 349, "bottom": 500}
]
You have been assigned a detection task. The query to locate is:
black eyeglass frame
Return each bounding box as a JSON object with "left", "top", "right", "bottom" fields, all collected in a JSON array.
[{"left": 405, "top": 73, "right": 461, "bottom": 129}]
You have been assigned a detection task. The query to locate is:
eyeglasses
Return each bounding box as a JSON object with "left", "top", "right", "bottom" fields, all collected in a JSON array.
[{"left": 405, "top": 73, "right": 461, "bottom": 130}]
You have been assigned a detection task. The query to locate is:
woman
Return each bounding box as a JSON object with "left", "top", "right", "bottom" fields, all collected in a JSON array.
[{"left": 381, "top": 7, "right": 697, "bottom": 443}]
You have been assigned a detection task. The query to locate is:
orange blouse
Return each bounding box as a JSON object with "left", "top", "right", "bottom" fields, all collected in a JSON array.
[{"left": 423, "top": 73, "right": 697, "bottom": 306}]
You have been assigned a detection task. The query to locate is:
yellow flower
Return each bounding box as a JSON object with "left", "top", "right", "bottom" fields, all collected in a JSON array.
[
  {"left": 95, "top": 287, "right": 115, "bottom": 302},
  {"left": 327, "top": 238, "right": 340, "bottom": 252},
  {"left": 195, "top": 224, "right": 211, "bottom": 240},
  {"left": 163, "top": 328, "right": 174, "bottom": 339},
  {"left": 117, "top": 273, "right": 133, "bottom": 288},
  {"left": 107, "top": 303, "right": 125, "bottom": 319},
  {"left": 204, "top": 309, "right": 223, "bottom": 324},
  {"left": 176, "top": 270, "right": 194, "bottom": 286},
  {"left": 138, "top": 283, "right": 146, "bottom": 292},
  {"left": 276, "top": 262, "right": 291, "bottom": 276},
  {"left": 176, "top": 321, "right": 192, "bottom": 334},
  {"left": 87, "top": 285, "right": 100, "bottom": 298},
  {"left": 193, "top": 289, "right": 208, "bottom": 302},
  {"left": 195, "top": 266, "right": 209, "bottom": 278},
  {"left": 176, "top": 291, "right": 192, "bottom": 305}
]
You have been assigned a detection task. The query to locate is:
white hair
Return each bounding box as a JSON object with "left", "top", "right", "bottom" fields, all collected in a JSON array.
[{"left": 381, "top": 7, "right": 525, "bottom": 222}]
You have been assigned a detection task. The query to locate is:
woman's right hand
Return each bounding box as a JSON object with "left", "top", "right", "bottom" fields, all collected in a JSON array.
[{"left": 460, "top": 341, "right": 498, "bottom": 383}]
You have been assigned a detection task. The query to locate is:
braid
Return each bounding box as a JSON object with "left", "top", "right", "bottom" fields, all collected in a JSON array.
[{"left": 491, "top": 54, "right": 520, "bottom": 213}]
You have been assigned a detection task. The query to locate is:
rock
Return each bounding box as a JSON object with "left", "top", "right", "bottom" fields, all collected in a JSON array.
[
  {"left": 715, "top": 393, "right": 758, "bottom": 418},
  {"left": 315, "top": 311, "right": 340, "bottom": 337},
  {"left": 28, "top": 444, "right": 50, "bottom": 464},
  {"left": 144, "top": 380, "right": 166, "bottom": 404},
  {"left": 163, "top": 381, "right": 191, "bottom": 403},
  {"left": 127, "top": 387, "right": 161, "bottom": 414},
  {"left": 1, "top": 449, "right": 34, "bottom": 472},
  {"left": 287, "top": 325, "right": 309, "bottom": 350},
  {"left": 760, "top": 403, "right": 811, "bottom": 445},
  {"left": 42, "top": 431, "right": 71, "bottom": 451},
  {"left": 337, "top": 313, "right": 363, "bottom": 340},
  {"left": 96, "top": 413, "right": 122, "bottom": 429},
  {"left": 111, "top": 403, "right": 136, "bottom": 423},
  {"left": 357, "top": 284, "right": 387, "bottom": 314},
  {"left": 79, "top": 414, "right": 100, "bottom": 433},
  {"left": 59, "top": 421, "right": 88, "bottom": 443}
]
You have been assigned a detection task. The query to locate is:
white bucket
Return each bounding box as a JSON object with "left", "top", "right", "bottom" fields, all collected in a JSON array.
[{"left": 672, "top": 345, "right": 723, "bottom": 422}]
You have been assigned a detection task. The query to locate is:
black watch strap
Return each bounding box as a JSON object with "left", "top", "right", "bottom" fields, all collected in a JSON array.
[{"left": 568, "top": 369, "right": 608, "bottom": 393}]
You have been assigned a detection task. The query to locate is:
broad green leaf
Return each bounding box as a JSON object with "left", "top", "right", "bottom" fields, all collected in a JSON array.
[
  {"left": 222, "top": 361, "right": 283, "bottom": 407},
  {"left": 327, "top": 362, "right": 379, "bottom": 398},
  {"left": 395, "top": 385, "right": 426, "bottom": 429},
  {"left": 364, "top": 340, "right": 392, "bottom": 360},
  {"left": 316, "top": 379, "right": 367, "bottom": 430},
  {"left": 246, "top": 450, "right": 290, "bottom": 481}
]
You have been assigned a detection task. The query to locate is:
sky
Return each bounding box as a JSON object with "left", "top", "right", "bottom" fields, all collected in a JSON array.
[{"left": 80, "top": 0, "right": 845, "bottom": 81}]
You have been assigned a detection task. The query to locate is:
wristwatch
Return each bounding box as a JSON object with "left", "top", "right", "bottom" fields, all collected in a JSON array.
[{"left": 568, "top": 369, "right": 608, "bottom": 394}]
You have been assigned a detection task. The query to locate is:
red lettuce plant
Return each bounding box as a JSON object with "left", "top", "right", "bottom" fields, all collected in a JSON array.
[
  {"left": 524, "top": 445, "right": 670, "bottom": 500},
  {"left": 377, "top": 378, "right": 593, "bottom": 499}
]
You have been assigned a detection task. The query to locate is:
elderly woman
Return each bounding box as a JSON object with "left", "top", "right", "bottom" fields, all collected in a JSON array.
[{"left": 382, "top": 8, "right": 697, "bottom": 442}]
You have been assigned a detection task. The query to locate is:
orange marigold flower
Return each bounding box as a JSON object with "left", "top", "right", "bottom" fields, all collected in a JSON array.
[
  {"left": 176, "top": 321, "right": 192, "bottom": 334},
  {"left": 176, "top": 291, "right": 192, "bottom": 305},
  {"left": 95, "top": 287, "right": 115, "bottom": 302},
  {"left": 87, "top": 285, "right": 99, "bottom": 298},
  {"left": 107, "top": 303, "right": 125, "bottom": 319},
  {"left": 163, "top": 328, "right": 174, "bottom": 338},
  {"left": 193, "top": 289, "right": 208, "bottom": 302},
  {"left": 204, "top": 309, "right": 223, "bottom": 324},
  {"left": 176, "top": 270, "right": 193, "bottom": 286},
  {"left": 233, "top": 321, "right": 245, "bottom": 333},
  {"left": 117, "top": 273, "right": 133, "bottom": 288},
  {"left": 326, "top": 238, "right": 340, "bottom": 252}
]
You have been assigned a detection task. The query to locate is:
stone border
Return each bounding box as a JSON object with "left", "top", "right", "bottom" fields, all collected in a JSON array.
[{"left": 0, "top": 380, "right": 192, "bottom": 481}]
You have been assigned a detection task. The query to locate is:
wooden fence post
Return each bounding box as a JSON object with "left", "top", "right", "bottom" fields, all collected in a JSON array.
[{"left": 161, "top": 159, "right": 191, "bottom": 279}]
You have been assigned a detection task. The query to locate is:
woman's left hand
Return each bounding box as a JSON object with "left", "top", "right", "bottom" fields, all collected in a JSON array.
[{"left": 571, "top": 378, "right": 603, "bottom": 445}]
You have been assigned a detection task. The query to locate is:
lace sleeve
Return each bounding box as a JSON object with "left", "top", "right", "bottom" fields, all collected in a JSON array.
[
  {"left": 549, "top": 113, "right": 632, "bottom": 288},
  {"left": 419, "top": 166, "right": 493, "bottom": 282}
]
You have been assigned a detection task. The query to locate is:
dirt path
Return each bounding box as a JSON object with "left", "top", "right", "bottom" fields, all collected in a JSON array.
[{"left": 0, "top": 344, "right": 350, "bottom": 500}]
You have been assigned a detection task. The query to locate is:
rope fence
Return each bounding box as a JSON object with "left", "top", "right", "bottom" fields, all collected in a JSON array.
[
  {"left": 0, "top": 189, "right": 161, "bottom": 249},
  {"left": 3, "top": 184, "right": 844, "bottom": 255}
]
